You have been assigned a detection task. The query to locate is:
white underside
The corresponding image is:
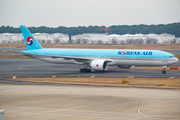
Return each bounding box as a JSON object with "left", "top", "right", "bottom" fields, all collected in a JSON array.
[{"left": 36, "top": 57, "right": 177, "bottom": 67}]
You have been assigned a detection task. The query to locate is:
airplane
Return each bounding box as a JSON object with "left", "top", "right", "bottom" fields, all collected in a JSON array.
[{"left": 20, "top": 25, "right": 179, "bottom": 74}]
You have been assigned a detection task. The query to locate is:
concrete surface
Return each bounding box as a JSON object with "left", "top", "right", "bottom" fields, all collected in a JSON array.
[
  {"left": 0, "top": 82, "right": 180, "bottom": 120},
  {"left": 0, "top": 58, "right": 180, "bottom": 78}
]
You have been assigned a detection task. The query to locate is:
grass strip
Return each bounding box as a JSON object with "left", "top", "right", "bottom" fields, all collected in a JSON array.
[
  {"left": 0, "top": 55, "right": 30, "bottom": 59},
  {"left": 174, "top": 54, "right": 180, "bottom": 60},
  {"left": 1, "top": 77, "right": 180, "bottom": 89},
  {"left": 132, "top": 66, "right": 180, "bottom": 71}
]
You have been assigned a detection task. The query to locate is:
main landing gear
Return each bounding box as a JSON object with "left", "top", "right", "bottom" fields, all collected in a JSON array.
[
  {"left": 162, "top": 66, "right": 167, "bottom": 74},
  {"left": 79, "top": 64, "right": 91, "bottom": 73},
  {"left": 79, "top": 68, "right": 91, "bottom": 73}
]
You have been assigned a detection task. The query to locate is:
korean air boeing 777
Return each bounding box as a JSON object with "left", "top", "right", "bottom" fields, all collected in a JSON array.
[{"left": 20, "top": 25, "right": 178, "bottom": 74}]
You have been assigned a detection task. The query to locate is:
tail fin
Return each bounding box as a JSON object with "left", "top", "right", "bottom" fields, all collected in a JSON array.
[{"left": 20, "top": 25, "right": 43, "bottom": 50}]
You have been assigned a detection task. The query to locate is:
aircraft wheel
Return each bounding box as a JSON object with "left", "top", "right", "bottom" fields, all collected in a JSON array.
[
  {"left": 85, "top": 69, "right": 88, "bottom": 72},
  {"left": 88, "top": 69, "right": 91, "bottom": 73},
  {"left": 82, "top": 69, "right": 86, "bottom": 72},
  {"left": 79, "top": 69, "right": 83, "bottom": 73},
  {"left": 80, "top": 69, "right": 91, "bottom": 73},
  {"left": 162, "top": 70, "right": 166, "bottom": 74}
]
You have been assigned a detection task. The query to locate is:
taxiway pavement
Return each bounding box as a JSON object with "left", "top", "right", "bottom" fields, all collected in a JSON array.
[
  {"left": 0, "top": 58, "right": 179, "bottom": 78},
  {"left": 0, "top": 81, "right": 180, "bottom": 120}
]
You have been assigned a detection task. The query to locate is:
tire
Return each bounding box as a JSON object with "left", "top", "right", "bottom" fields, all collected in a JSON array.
[
  {"left": 79, "top": 69, "right": 83, "bottom": 73},
  {"left": 85, "top": 69, "right": 88, "bottom": 73},
  {"left": 162, "top": 70, "right": 166, "bottom": 74},
  {"left": 82, "top": 69, "right": 86, "bottom": 72},
  {"left": 88, "top": 69, "right": 91, "bottom": 73}
]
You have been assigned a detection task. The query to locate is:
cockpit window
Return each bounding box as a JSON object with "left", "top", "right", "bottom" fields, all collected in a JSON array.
[{"left": 169, "top": 56, "right": 175, "bottom": 58}]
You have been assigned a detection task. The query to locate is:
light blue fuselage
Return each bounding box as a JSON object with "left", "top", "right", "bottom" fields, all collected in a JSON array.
[{"left": 21, "top": 49, "right": 178, "bottom": 67}]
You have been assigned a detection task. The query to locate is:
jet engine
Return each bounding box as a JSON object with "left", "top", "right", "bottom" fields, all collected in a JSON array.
[{"left": 90, "top": 60, "right": 108, "bottom": 71}]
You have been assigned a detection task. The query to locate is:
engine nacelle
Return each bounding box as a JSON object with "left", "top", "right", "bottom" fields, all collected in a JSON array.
[
  {"left": 90, "top": 60, "right": 108, "bottom": 71},
  {"left": 117, "top": 65, "right": 132, "bottom": 69}
]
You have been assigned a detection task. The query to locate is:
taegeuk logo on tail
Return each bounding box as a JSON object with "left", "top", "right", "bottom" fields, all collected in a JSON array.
[{"left": 26, "top": 36, "right": 34, "bottom": 46}]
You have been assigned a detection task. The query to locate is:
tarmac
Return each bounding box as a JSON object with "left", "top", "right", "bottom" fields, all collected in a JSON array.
[
  {"left": 0, "top": 49, "right": 180, "bottom": 120},
  {"left": 0, "top": 58, "right": 179, "bottom": 78},
  {"left": 0, "top": 81, "right": 180, "bottom": 120}
]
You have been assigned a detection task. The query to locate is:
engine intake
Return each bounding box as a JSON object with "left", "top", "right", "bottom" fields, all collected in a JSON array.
[{"left": 90, "top": 60, "right": 108, "bottom": 71}]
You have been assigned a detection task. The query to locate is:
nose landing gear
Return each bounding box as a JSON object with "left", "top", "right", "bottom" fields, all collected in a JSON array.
[
  {"left": 162, "top": 66, "right": 167, "bottom": 74},
  {"left": 162, "top": 70, "right": 166, "bottom": 74}
]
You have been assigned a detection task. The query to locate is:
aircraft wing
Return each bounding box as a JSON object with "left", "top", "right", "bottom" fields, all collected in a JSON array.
[
  {"left": 53, "top": 55, "right": 113, "bottom": 63},
  {"left": 21, "top": 52, "right": 113, "bottom": 64},
  {"left": 47, "top": 55, "right": 113, "bottom": 64}
]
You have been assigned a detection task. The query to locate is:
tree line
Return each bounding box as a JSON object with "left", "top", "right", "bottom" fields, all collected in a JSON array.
[{"left": 0, "top": 22, "right": 180, "bottom": 37}]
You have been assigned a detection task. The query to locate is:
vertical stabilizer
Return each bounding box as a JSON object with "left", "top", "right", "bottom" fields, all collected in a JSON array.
[{"left": 20, "top": 25, "right": 43, "bottom": 50}]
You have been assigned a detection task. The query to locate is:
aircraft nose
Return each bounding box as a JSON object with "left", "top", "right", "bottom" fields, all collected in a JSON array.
[{"left": 175, "top": 57, "right": 179, "bottom": 63}]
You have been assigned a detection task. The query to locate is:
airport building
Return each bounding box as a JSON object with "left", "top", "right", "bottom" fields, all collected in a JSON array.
[
  {"left": 0, "top": 33, "right": 179, "bottom": 44},
  {"left": 71, "top": 33, "right": 178, "bottom": 44}
]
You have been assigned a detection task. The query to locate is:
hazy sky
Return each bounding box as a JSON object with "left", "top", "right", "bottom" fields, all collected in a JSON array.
[{"left": 0, "top": 0, "right": 180, "bottom": 27}]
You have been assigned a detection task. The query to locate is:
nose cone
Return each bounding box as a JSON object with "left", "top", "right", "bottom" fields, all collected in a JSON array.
[{"left": 175, "top": 57, "right": 179, "bottom": 63}]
